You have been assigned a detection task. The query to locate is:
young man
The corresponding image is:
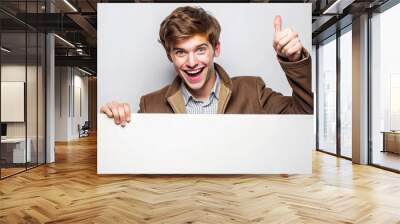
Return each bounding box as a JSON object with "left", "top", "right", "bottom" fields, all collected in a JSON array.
[{"left": 101, "top": 6, "right": 313, "bottom": 126}]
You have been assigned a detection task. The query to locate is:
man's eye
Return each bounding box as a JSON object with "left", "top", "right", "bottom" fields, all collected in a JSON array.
[
  {"left": 197, "top": 47, "right": 206, "bottom": 54},
  {"left": 176, "top": 51, "right": 186, "bottom": 57}
]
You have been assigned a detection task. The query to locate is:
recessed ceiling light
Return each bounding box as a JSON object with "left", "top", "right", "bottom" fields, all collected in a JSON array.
[
  {"left": 63, "top": 0, "right": 78, "bottom": 12},
  {"left": 323, "top": 0, "right": 355, "bottom": 15},
  {"left": 78, "top": 67, "right": 93, "bottom": 76},
  {"left": 54, "top": 34, "right": 75, "bottom": 48},
  {"left": 1, "top": 47, "right": 11, "bottom": 53}
]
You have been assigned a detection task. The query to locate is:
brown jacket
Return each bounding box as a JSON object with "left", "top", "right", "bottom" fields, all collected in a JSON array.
[{"left": 139, "top": 50, "right": 313, "bottom": 114}]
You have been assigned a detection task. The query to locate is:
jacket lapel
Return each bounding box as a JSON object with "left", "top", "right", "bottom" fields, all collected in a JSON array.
[
  {"left": 165, "top": 76, "right": 186, "bottom": 113},
  {"left": 217, "top": 82, "right": 232, "bottom": 114},
  {"left": 215, "top": 64, "right": 232, "bottom": 114},
  {"left": 167, "top": 91, "right": 186, "bottom": 113}
]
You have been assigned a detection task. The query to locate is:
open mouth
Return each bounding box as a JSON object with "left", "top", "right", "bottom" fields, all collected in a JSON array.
[{"left": 183, "top": 67, "right": 205, "bottom": 77}]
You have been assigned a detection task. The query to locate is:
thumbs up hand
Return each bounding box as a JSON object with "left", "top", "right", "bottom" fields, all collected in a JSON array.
[{"left": 273, "top": 16, "right": 303, "bottom": 62}]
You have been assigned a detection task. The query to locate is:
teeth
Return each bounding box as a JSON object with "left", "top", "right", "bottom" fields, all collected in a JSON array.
[{"left": 186, "top": 68, "right": 203, "bottom": 74}]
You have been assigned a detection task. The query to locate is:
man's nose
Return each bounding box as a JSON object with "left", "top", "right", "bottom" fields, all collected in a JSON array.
[{"left": 186, "top": 52, "right": 198, "bottom": 68}]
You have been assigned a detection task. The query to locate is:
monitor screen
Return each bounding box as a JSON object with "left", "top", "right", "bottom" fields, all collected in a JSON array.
[{"left": 1, "top": 123, "right": 7, "bottom": 137}]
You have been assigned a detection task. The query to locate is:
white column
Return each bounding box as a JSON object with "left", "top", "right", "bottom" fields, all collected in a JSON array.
[
  {"left": 352, "top": 14, "right": 369, "bottom": 164},
  {"left": 46, "top": 33, "right": 55, "bottom": 163}
]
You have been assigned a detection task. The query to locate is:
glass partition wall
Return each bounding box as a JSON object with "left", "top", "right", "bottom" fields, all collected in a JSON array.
[
  {"left": 316, "top": 0, "right": 400, "bottom": 172},
  {"left": 339, "top": 26, "right": 352, "bottom": 159},
  {"left": 316, "top": 25, "right": 353, "bottom": 159},
  {"left": 317, "top": 35, "right": 337, "bottom": 155},
  {"left": 370, "top": 3, "right": 400, "bottom": 171},
  {"left": 0, "top": 1, "right": 46, "bottom": 179}
]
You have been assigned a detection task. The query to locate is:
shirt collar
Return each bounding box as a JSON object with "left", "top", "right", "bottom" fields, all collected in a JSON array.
[{"left": 181, "top": 71, "right": 220, "bottom": 106}]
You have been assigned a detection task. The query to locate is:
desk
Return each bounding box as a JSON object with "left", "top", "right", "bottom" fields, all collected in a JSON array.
[
  {"left": 1, "top": 138, "right": 31, "bottom": 163},
  {"left": 381, "top": 131, "right": 400, "bottom": 154}
]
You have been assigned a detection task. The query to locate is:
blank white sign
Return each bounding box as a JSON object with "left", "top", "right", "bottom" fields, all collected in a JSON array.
[
  {"left": 98, "top": 114, "right": 313, "bottom": 174},
  {"left": 97, "top": 3, "right": 314, "bottom": 174}
]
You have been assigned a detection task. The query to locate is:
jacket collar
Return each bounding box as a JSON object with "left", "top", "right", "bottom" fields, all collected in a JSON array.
[{"left": 165, "top": 63, "right": 232, "bottom": 114}]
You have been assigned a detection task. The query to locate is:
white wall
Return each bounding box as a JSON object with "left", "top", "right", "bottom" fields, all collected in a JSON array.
[
  {"left": 55, "top": 66, "right": 69, "bottom": 141},
  {"left": 55, "top": 67, "right": 89, "bottom": 141},
  {"left": 1, "top": 65, "right": 27, "bottom": 141},
  {"left": 1, "top": 65, "right": 40, "bottom": 138},
  {"left": 1, "top": 64, "right": 46, "bottom": 163},
  {"left": 98, "top": 3, "right": 312, "bottom": 112},
  {"left": 72, "top": 72, "right": 89, "bottom": 138}
]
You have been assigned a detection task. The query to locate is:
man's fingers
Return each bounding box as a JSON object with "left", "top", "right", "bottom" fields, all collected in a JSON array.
[
  {"left": 272, "top": 18, "right": 304, "bottom": 61},
  {"left": 110, "top": 105, "right": 121, "bottom": 125},
  {"left": 101, "top": 105, "right": 113, "bottom": 118},
  {"left": 123, "top": 103, "right": 131, "bottom": 122},
  {"left": 276, "top": 31, "right": 297, "bottom": 51},
  {"left": 286, "top": 42, "right": 302, "bottom": 56},
  {"left": 100, "top": 101, "right": 132, "bottom": 126},
  {"left": 273, "top": 28, "right": 290, "bottom": 48},
  {"left": 282, "top": 37, "right": 299, "bottom": 55},
  {"left": 118, "top": 106, "right": 126, "bottom": 126},
  {"left": 289, "top": 50, "right": 302, "bottom": 61},
  {"left": 274, "top": 15, "right": 281, "bottom": 33}
]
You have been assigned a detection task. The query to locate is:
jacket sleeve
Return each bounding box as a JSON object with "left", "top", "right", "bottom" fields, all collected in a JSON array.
[
  {"left": 138, "top": 96, "right": 146, "bottom": 113},
  {"left": 257, "top": 48, "right": 313, "bottom": 114}
]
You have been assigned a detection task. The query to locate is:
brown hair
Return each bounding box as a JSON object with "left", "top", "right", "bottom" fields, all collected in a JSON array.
[{"left": 159, "top": 6, "right": 221, "bottom": 55}]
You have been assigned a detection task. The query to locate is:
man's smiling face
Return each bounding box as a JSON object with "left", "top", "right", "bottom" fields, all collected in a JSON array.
[{"left": 169, "top": 34, "right": 220, "bottom": 92}]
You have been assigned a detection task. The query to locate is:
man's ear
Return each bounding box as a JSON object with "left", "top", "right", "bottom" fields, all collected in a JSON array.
[{"left": 214, "top": 41, "right": 221, "bottom": 57}]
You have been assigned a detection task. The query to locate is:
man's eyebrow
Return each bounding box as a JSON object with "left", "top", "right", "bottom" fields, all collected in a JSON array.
[
  {"left": 196, "top": 43, "right": 208, "bottom": 48},
  {"left": 172, "top": 47, "right": 185, "bottom": 51},
  {"left": 172, "top": 43, "right": 208, "bottom": 51}
]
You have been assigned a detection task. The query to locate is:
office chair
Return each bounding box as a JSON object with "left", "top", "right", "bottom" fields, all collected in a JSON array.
[{"left": 79, "top": 121, "right": 90, "bottom": 138}]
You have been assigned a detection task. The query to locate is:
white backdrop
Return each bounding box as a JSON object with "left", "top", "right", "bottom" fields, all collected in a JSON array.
[{"left": 97, "top": 3, "right": 312, "bottom": 112}]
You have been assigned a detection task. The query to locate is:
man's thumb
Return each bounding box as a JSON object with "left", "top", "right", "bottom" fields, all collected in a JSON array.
[{"left": 274, "top": 15, "right": 281, "bottom": 33}]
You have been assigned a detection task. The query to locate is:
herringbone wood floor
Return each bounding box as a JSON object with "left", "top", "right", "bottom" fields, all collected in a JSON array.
[{"left": 1, "top": 134, "right": 400, "bottom": 224}]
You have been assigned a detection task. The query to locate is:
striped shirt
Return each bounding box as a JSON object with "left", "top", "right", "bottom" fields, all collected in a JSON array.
[{"left": 180, "top": 73, "right": 220, "bottom": 114}]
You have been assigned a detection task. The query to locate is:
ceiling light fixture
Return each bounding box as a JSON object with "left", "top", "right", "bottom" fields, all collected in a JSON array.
[
  {"left": 63, "top": 0, "right": 78, "bottom": 12},
  {"left": 78, "top": 67, "right": 93, "bottom": 76},
  {"left": 54, "top": 34, "right": 75, "bottom": 48},
  {"left": 323, "top": 0, "right": 355, "bottom": 15},
  {"left": 1, "top": 47, "right": 11, "bottom": 53},
  {"left": 76, "top": 48, "right": 85, "bottom": 55}
]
